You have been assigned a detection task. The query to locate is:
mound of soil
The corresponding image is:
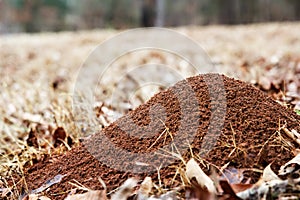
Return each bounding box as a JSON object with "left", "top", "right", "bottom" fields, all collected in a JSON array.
[{"left": 24, "top": 74, "right": 300, "bottom": 199}]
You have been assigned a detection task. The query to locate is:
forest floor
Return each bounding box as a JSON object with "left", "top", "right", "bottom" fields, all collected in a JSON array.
[{"left": 0, "top": 22, "right": 300, "bottom": 199}]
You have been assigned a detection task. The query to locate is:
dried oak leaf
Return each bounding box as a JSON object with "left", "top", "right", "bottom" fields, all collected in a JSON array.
[{"left": 52, "top": 127, "right": 67, "bottom": 147}]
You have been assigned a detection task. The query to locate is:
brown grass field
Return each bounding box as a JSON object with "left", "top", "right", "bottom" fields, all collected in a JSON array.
[{"left": 0, "top": 22, "right": 300, "bottom": 199}]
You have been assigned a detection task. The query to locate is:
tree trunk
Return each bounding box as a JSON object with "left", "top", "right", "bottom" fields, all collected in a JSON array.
[{"left": 155, "top": 0, "right": 165, "bottom": 27}]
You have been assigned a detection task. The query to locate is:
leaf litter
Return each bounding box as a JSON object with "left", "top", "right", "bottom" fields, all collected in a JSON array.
[
  {"left": 1, "top": 23, "right": 300, "bottom": 199},
  {"left": 17, "top": 155, "right": 299, "bottom": 199},
  {"left": 17, "top": 73, "right": 300, "bottom": 200}
]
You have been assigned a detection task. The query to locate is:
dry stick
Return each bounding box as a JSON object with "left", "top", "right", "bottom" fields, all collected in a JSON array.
[
  {"left": 68, "top": 180, "right": 90, "bottom": 192},
  {"left": 256, "top": 120, "right": 290, "bottom": 161},
  {"left": 231, "top": 123, "right": 248, "bottom": 157},
  {"left": 157, "top": 165, "right": 163, "bottom": 189},
  {"left": 98, "top": 177, "right": 107, "bottom": 191},
  {"left": 8, "top": 175, "right": 20, "bottom": 199},
  {"left": 256, "top": 131, "right": 278, "bottom": 160},
  {"left": 228, "top": 123, "right": 238, "bottom": 157},
  {"left": 171, "top": 167, "right": 181, "bottom": 185},
  {"left": 155, "top": 138, "right": 189, "bottom": 187},
  {"left": 282, "top": 127, "right": 300, "bottom": 145},
  {"left": 58, "top": 138, "right": 71, "bottom": 151},
  {"left": 148, "top": 119, "right": 173, "bottom": 150},
  {"left": 148, "top": 128, "right": 168, "bottom": 150},
  {"left": 276, "top": 120, "right": 295, "bottom": 150},
  {"left": 17, "top": 157, "right": 28, "bottom": 194}
]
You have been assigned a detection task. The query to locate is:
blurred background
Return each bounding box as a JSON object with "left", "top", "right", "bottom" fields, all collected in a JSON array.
[{"left": 0, "top": 0, "right": 300, "bottom": 33}]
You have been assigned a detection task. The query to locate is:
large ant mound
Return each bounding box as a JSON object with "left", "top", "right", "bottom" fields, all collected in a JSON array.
[{"left": 24, "top": 74, "right": 300, "bottom": 199}]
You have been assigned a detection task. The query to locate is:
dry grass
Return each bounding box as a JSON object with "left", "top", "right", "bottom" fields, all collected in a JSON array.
[{"left": 0, "top": 22, "right": 300, "bottom": 198}]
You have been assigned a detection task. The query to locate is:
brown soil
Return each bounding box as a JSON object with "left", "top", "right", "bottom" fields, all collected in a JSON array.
[{"left": 23, "top": 74, "right": 300, "bottom": 199}]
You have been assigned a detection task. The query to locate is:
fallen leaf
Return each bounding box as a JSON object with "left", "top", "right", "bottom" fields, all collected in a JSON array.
[
  {"left": 185, "top": 158, "right": 216, "bottom": 194},
  {"left": 52, "top": 127, "right": 67, "bottom": 147},
  {"left": 0, "top": 188, "right": 10, "bottom": 197},
  {"left": 27, "top": 194, "right": 39, "bottom": 200},
  {"left": 186, "top": 178, "right": 215, "bottom": 200},
  {"left": 262, "top": 164, "right": 280, "bottom": 181},
  {"left": 21, "top": 194, "right": 52, "bottom": 200},
  {"left": 236, "top": 179, "right": 288, "bottom": 199},
  {"left": 137, "top": 177, "right": 152, "bottom": 200},
  {"left": 22, "top": 112, "right": 43, "bottom": 123},
  {"left": 156, "top": 190, "right": 177, "bottom": 200},
  {"left": 111, "top": 178, "right": 138, "bottom": 200},
  {"left": 258, "top": 76, "right": 271, "bottom": 90},
  {"left": 291, "top": 129, "right": 300, "bottom": 138},
  {"left": 279, "top": 153, "right": 300, "bottom": 176},
  {"left": 219, "top": 180, "right": 243, "bottom": 200},
  {"left": 230, "top": 183, "right": 253, "bottom": 194},
  {"left": 64, "top": 190, "right": 106, "bottom": 200},
  {"left": 38, "top": 196, "right": 52, "bottom": 200},
  {"left": 221, "top": 167, "right": 244, "bottom": 184},
  {"left": 282, "top": 127, "right": 300, "bottom": 145}
]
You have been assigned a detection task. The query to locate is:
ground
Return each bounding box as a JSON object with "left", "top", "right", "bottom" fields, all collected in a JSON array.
[{"left": 0, "top": 22, "right": 300, "bottom": 199}]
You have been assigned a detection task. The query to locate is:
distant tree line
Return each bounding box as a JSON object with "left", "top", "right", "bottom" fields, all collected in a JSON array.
[{"left": 0, "top": 0, "right": 299, "bottom": 33}]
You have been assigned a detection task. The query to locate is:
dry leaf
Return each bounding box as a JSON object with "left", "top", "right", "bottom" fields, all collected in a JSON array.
[
  {"left": 22, "top": 112, "right": 43, "bottom": 123},
  {"left": 186, "top": 178, "right": 215, "bottom": 200},
  {"left": 262, "top": 164, "right": 280, "bottom": 181},
  {"left": 230, "top": 183, "right": 253, "bottom": 194},
  {"left": 27, "top": 194, "right": 39, "bottom": 200},
  {"left": 52, "top": 127, "right": 67, "bottom": 147},
  {"left": 221, "top": 167, "right": 244, "bottom": 184},
  {"left": 282, "top": 128, "right": 300, "bottom": 145},
  {"left": 0, "top": 188, "right": 10, "bottom": 197},
  {"left": 111, "top": 178, "right": 138, "bottom": 200},
  {"left": 38, "top": 196, "right": 52, "bottom": 200},
  {"left": 185, "top": 158, "right": 216, "bottom": 194},
  {"left": 137, "top": 177, "right": 152, "bottom": 200},
  {"left": 258, "top": 76, "right": 271, "bottom": 90},
  {"left": 64, "top": 190, "right": 106, "bottom": 200},
  {"left": 219, "top": 180, "right": 243, "bottom": 200},
  {"left": 291, "top": 129, "right": 300, "bottom": 138},
  {"left": 279, "top": 153, "right": 300, "bottom": 176},
  {"left": 237, "top": 179, "right": 288, "bottom": 199},
  {"left": 22, "top": 194, "right": 51, "bottom": 200},
  {"left": 156, "top": 191, "right": 176, "bottom": 200}
]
